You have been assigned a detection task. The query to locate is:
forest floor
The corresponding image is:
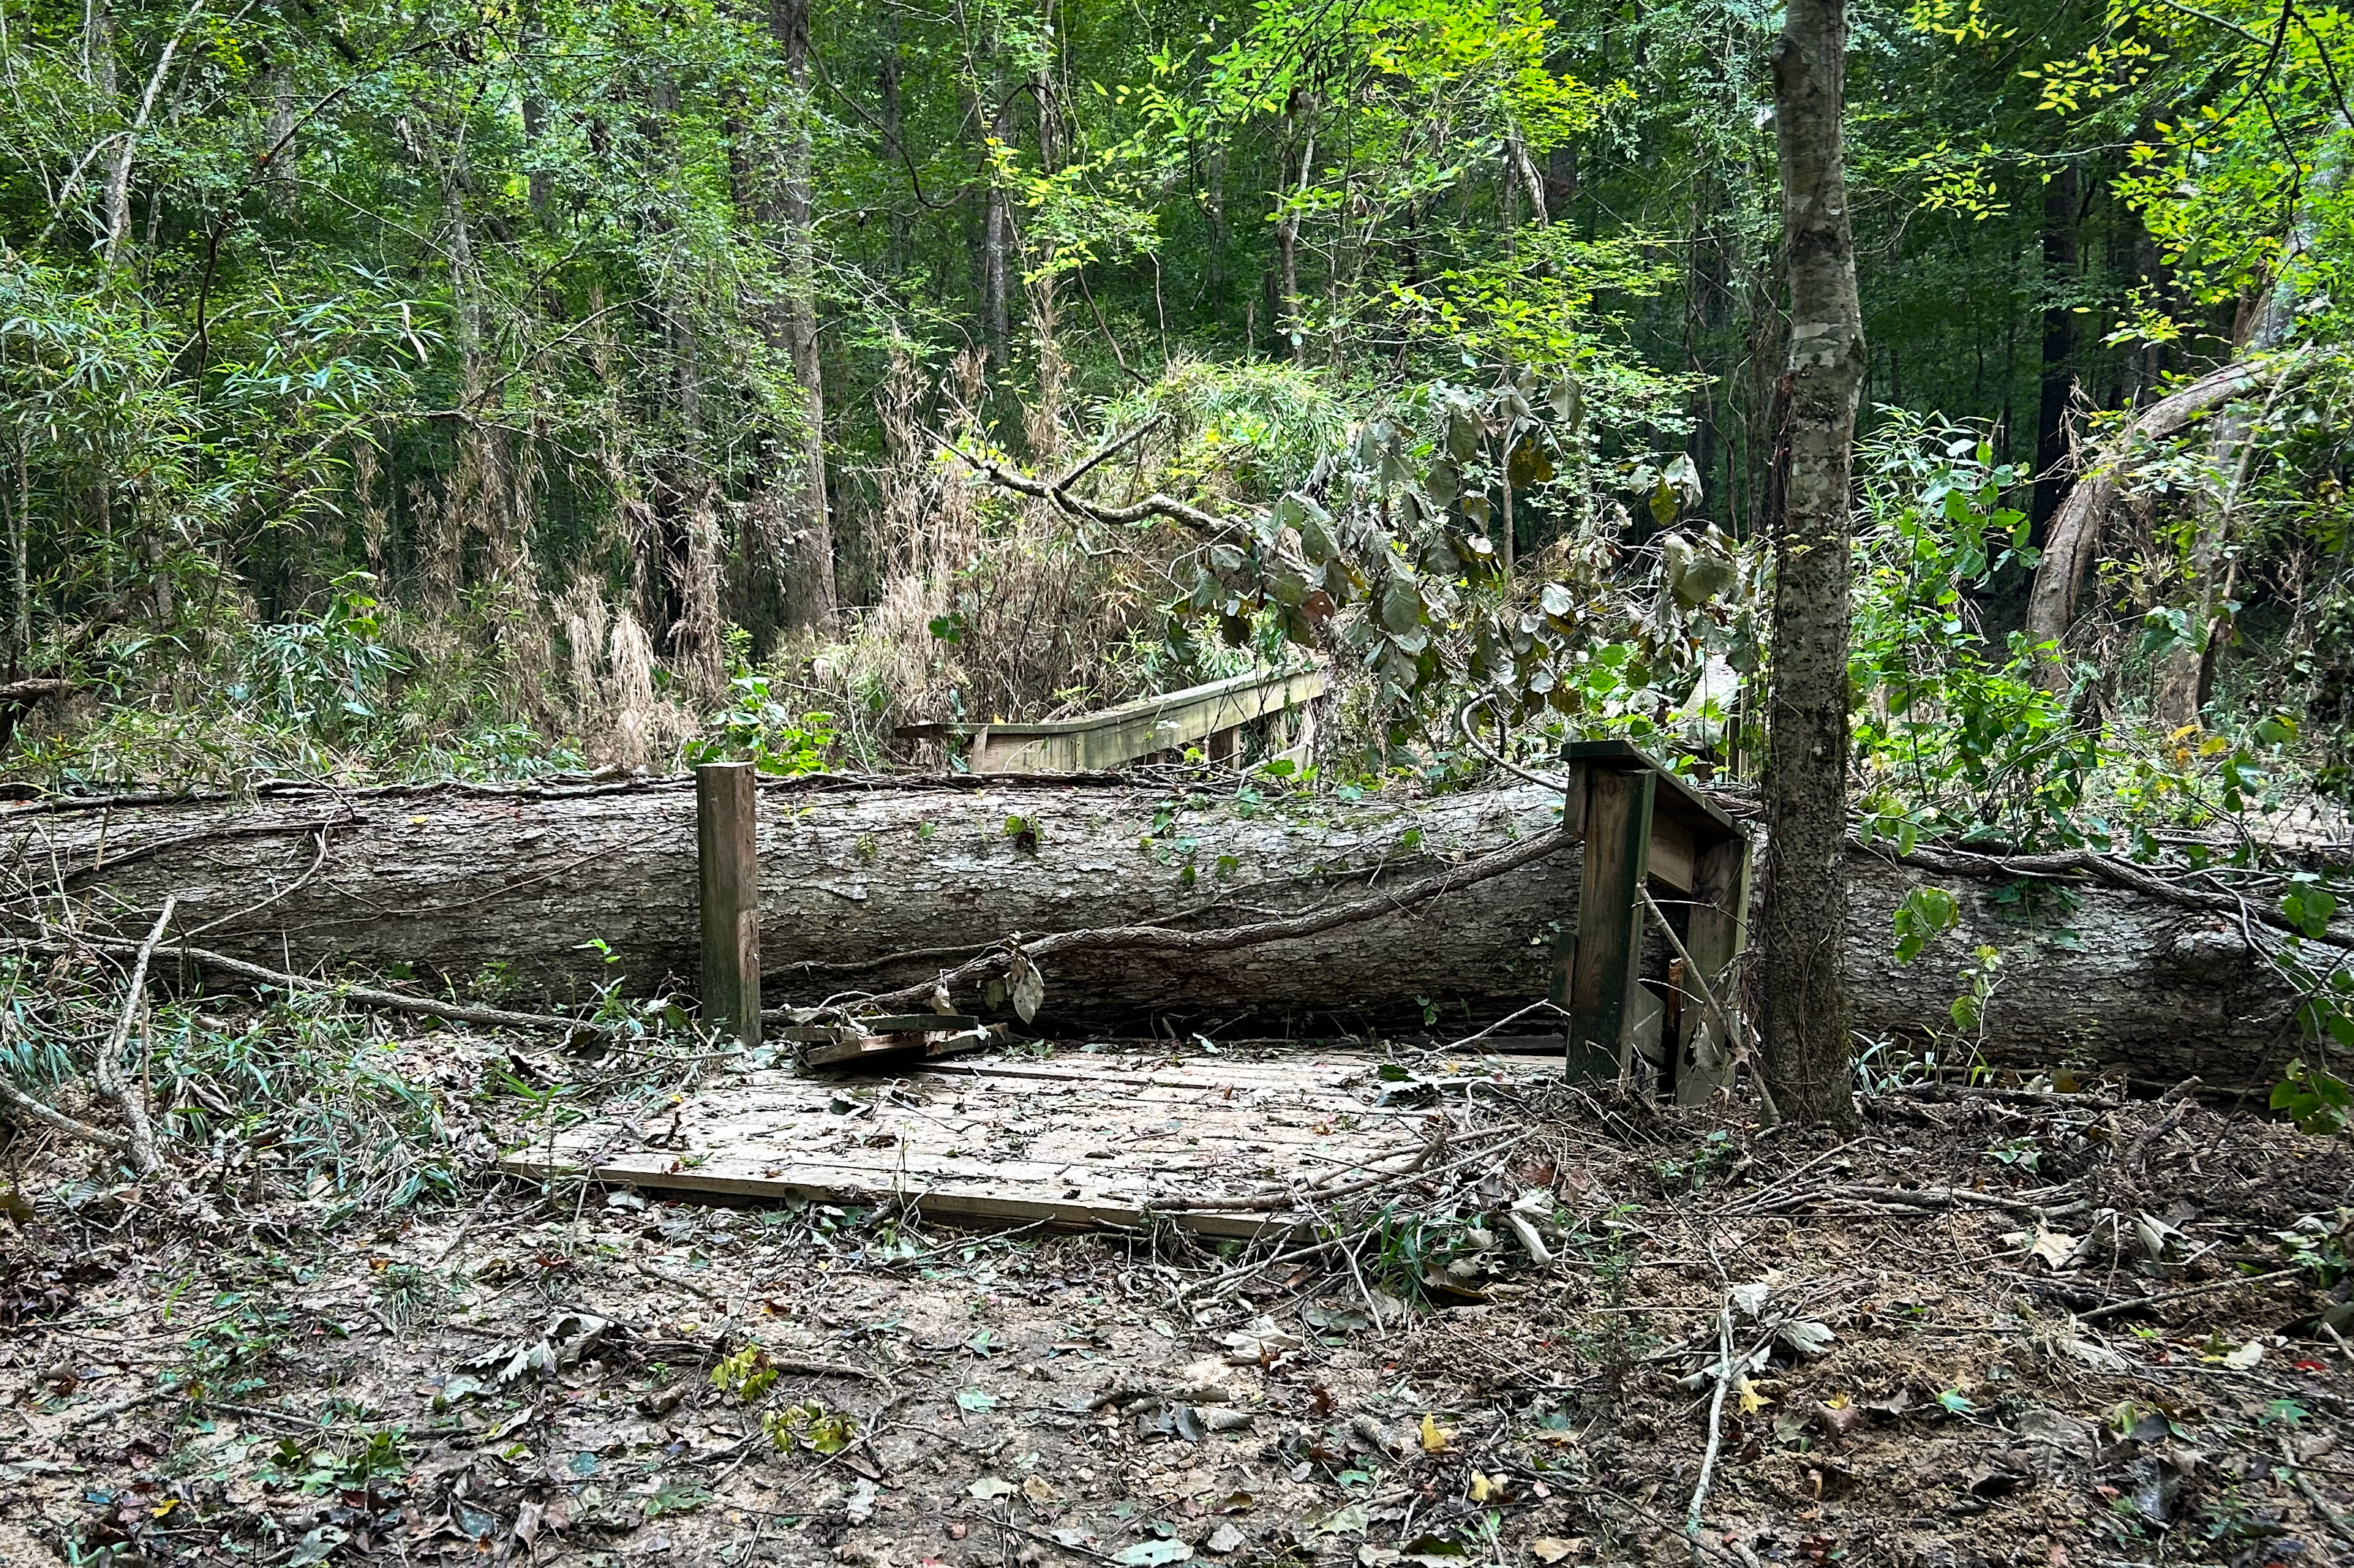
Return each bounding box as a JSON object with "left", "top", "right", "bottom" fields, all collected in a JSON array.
[{"left": 4, "top": 1033, "right": 2353, "bottom": 1568}]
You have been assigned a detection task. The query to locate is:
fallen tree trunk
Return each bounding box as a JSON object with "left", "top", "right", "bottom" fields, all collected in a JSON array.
[
  {"left": 2023, "top": 355, "right": 2295, "bottom": 690},
  {"left": 0, "top": 776, "right": 2308, "bottom": 1088}
]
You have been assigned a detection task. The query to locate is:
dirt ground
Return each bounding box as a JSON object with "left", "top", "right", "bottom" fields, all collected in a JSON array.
[{"left": 5, "top": 1041, "right": 2354, "bottom": 1568}]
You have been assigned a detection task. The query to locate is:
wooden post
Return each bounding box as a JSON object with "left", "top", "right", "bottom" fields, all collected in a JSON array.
[
  {"left": 1564, "top": 764, "right": 1654, "bottom": 1081},
  {"left": 1673, "top": 832, "right": 1753, "bottom": 1105},
  {"left": 696, "top": 761, "right": 762, "bottom": 1046}
]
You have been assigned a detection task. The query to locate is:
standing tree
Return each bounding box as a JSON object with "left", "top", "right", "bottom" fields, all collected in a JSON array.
[{"left": 1761, "top": 0, "right": 1867, "bottom": 1127}]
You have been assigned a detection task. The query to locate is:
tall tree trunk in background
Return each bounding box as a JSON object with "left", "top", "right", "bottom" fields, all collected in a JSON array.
[
  {"left": 1762, "top": 0, "right": 1866, "bottom": 1129},
  {"left": 519, "top": 0, "right": 552, "bottom": 222},
  {"left": 1276, "top": 93, "right": 1309, "bottom": 361},
  {"left": 769, "top": 0, "right": 835, "bottom": 627},
  {"left": 7, "top": 432, "right": 27, "bottom": 674},
  {"left": 2031, "top": 165, "right": 2080, "bottom": 534},
  {"left": 262, "top": 59, "right": 298, "bottom": 219},
  {"left": 980, "top": 94, "right": 1014, "bottom": 375},
  {"left": 2150, "top": 145, "right": 2339, "bottom": 728},
  {"left": 879, "top": 7, "right": 910, "bottom": 275}
]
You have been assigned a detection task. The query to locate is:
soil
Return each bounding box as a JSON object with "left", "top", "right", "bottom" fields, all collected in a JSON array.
[{"left": 4, "top": 1037, "right": 2353, "bottom": 1568}]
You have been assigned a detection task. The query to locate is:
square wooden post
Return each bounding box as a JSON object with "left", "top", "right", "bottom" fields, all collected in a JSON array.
[
  {"left": 1563, "top": 764, "right": 1654, "bottom": 1081},
  {"left": 696, "top": 761, "right": 762, "bottom": 1046},
  {"left": 1673, "top": 832, "right": 1753, "bottom": 1105}
]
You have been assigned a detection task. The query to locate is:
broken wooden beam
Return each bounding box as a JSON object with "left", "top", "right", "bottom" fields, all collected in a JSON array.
[{"left": 696, "top": 761, "right": 762, "bottom": 1046}]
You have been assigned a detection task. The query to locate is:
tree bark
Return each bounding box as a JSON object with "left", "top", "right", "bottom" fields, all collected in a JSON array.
[
  {"left": 2022, "top": 359, "right": 2276, "bottom": 688},
  {"left": 769, "top": 0, "right": 835, "bottom": 629},
  {"left": 2031, "top": 165, "right": 2080, "bottom": 535},
  {"left": 980, "top": 93, "right": 1015, "bottom": 376},
  {"left": 1764, "top": 0, "right": 1868, "bottom": 1126},
  {"left": 7, "top": 781, "right": 2310, "bottom": 1090}
]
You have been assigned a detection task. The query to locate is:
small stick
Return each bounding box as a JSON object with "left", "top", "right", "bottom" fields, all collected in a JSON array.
[
  {"left": 91, "top": 898, "right": 176, "bottom": 1176},
  {"left": 1, "top": 932, "right": 623, "bottom": 1035},
  {"left": 2080, "top": 1267, "right": 2304, "bottom": 1324},
  {"left": 2284, "top": 1436, "right": 2354, "bottom": 1549},
  {"left": 1685, "top": 1303, "right": 1736, "bottom": 1565}
]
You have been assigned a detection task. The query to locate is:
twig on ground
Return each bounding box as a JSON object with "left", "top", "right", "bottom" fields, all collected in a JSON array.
[
  {"left": 2284, "top": 1436, "right": 2354, "bottom": 1549},
  {"left": 0, "top": 1066, "right": 132, "bottom": 1151},
  {"left": 1436, "top": 998, "right": 1570, "bottom": 1053},
  {"left": 633, "top": 1257, "right": 723, "bottom": 1300},
  {"left": 91, "top": 898, "right": 176, "bottom": 1176},
  {"left": 1145, "top": 1114, "right": 1451, "bottom": 1213},
  {"left": 1686, "top": 1299, "right": 1735, "bottom": 1564},
  {"left": 61, "top": 1382, "right": 170, "bottom": 1430},
  {"left": 2080, "top": 1267, "right": 2304, "bottom": 1324},
  {"left": 981, "top": 1515, "right": 1119, "bottom": 1564},
  {"left": 0, "top": 931, "right": 623, "bottom": 1035}
]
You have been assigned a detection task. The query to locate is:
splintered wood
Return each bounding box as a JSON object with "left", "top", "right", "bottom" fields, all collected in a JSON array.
[{"left": 501, "top": 1051, "right": 1532, "bottom": 1237}]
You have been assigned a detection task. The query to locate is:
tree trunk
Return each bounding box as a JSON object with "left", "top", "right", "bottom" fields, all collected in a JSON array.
[
  {"left": 2031, "top": 165, "right": 2080, "bottom": 535},
  {"left": 1764, "top": 0, "right": 1868, "bottom": 1126},
  {"left": 2023, "top": 359, "right": 2276, "bottom": 688},
  {"left": 10, "top": 781, "right": 2309, "bottom": 1090},
  {"left": 981, "top": 94, "right": 1014, "bottom": 376},
  {"left": 765, "top": 0, "right": 834, "bottom": 630},
  {"left": 1276, "top": 96, "right": 1311, "bottom": 361}
]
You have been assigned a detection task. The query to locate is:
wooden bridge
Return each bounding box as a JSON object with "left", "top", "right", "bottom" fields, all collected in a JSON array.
[{"left": 897, "top": 661, "right": 1326, "bottom": 774}]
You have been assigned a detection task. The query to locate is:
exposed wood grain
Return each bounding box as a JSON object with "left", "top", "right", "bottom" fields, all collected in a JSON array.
[
  {"left": 696, "top": 762, "right": 762, "bottom": 1046},
  {"left": 500, "top": 1049, "right": 1516, "bottom": 1234}
]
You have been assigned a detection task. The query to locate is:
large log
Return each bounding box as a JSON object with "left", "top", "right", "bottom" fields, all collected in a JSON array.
[{"left": 0, "top": 777, "right": 2305, "bottom": 1088}]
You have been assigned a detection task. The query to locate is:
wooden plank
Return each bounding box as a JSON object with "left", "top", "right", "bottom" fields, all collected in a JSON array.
[
  {"left": 860, "top": 1013, "right": 983, "bottom": 1033},
  {"left": 1564, "top": 764, "right": 1653, "bottom": 1081},
  {"left": 802, "top": 1029, "right": 992, "bottom": 1068},
  {"left": 696, "top": 761, "right": 761, "bottom": 1047},
  {"left": 1647, "top": 812, "right": 1697, "bottom": 894},
  {"left": 498, "top": 1148, "right": 1301, "bottom": 1239},
  {"left": 911, "top": 664, "right": 1328, "bottom": 774},
  {"left": 495, "top": 1046, "right": 1488, "bottom": 1238},
  {"left": 1673, "top": 831, "right": 1753, "bottom": 1107},
  {"left": 1561, "top": 738, "right": 1739, "bottom": 842}
]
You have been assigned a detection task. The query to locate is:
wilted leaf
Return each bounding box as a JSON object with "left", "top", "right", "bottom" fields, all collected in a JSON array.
[
  {"left": 1115, "top": 1539, "right": 1195, "bottom": 1566},
  {"left": 1736, "top": 1376, "right": 1772, "bottom": 1415},
  {"left": 1314, "top": 1502, "right": 1369, "bottom": 1537},
  {"left": 1008, "top": 949, "right": 1045, "bottom": 1025},
  {"left": 1530, "top": 1539, "right": 1579, "bottom": 1565},
  {"left": 1023, "top": 1474, "right": 1059, "bottom": 1503},
  {"left": 1778, "top": 1320, "right": 1837, "bottom": 1357},
  {"left": 1677, "top": 549, "right": 1739, "bottom": 605},
  {"left": 955, "top": 1387, "right": 1000, "bottom": 1411},
  {"left": 968, "top": 1475, "right": 1018, "bottom": 1499},
  {"left": 1419, "top": 1412, "right": 1456, "bottom": 1452}
]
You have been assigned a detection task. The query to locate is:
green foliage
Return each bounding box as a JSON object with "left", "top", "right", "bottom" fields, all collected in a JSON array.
[
  {"left": 2271, "top": 1058, "right": 2354, "bottom": 1135},
  {"left": 685, "top": 677, "right": 838, "bottom": 775},
  {"left": 1850, "top": 415, "right": 2097, "bottom": 849},
  {"left": 2274, "top": 1208, "right": 2354, "bottom": 1281},
  {"left": 763, "top": 1399, "right": 857, "bottom": 1454},
  {"left": 711, "top": 1346, "right": 781, "bottom": 1403},
  {"left": 1892, "top": 886, "right": 1960, "bottom": 963}
]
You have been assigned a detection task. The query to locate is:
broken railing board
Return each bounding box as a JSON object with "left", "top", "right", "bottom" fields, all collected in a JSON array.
[
  {"left": 696, "top": 762, "right": 762, "bottom": 1046},
  {"left": 896, "top": 663, "right": 1326, "bottom": 773},
  {"left": 497, "top": 1049, "right": 1519, "bottom": 1237},
  {"left": 800, "top": 1029, "right": 993, "bottom": 1068},
  {"left": 1556, "top": 740, "right": 1753, "bottom": 1101}
]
